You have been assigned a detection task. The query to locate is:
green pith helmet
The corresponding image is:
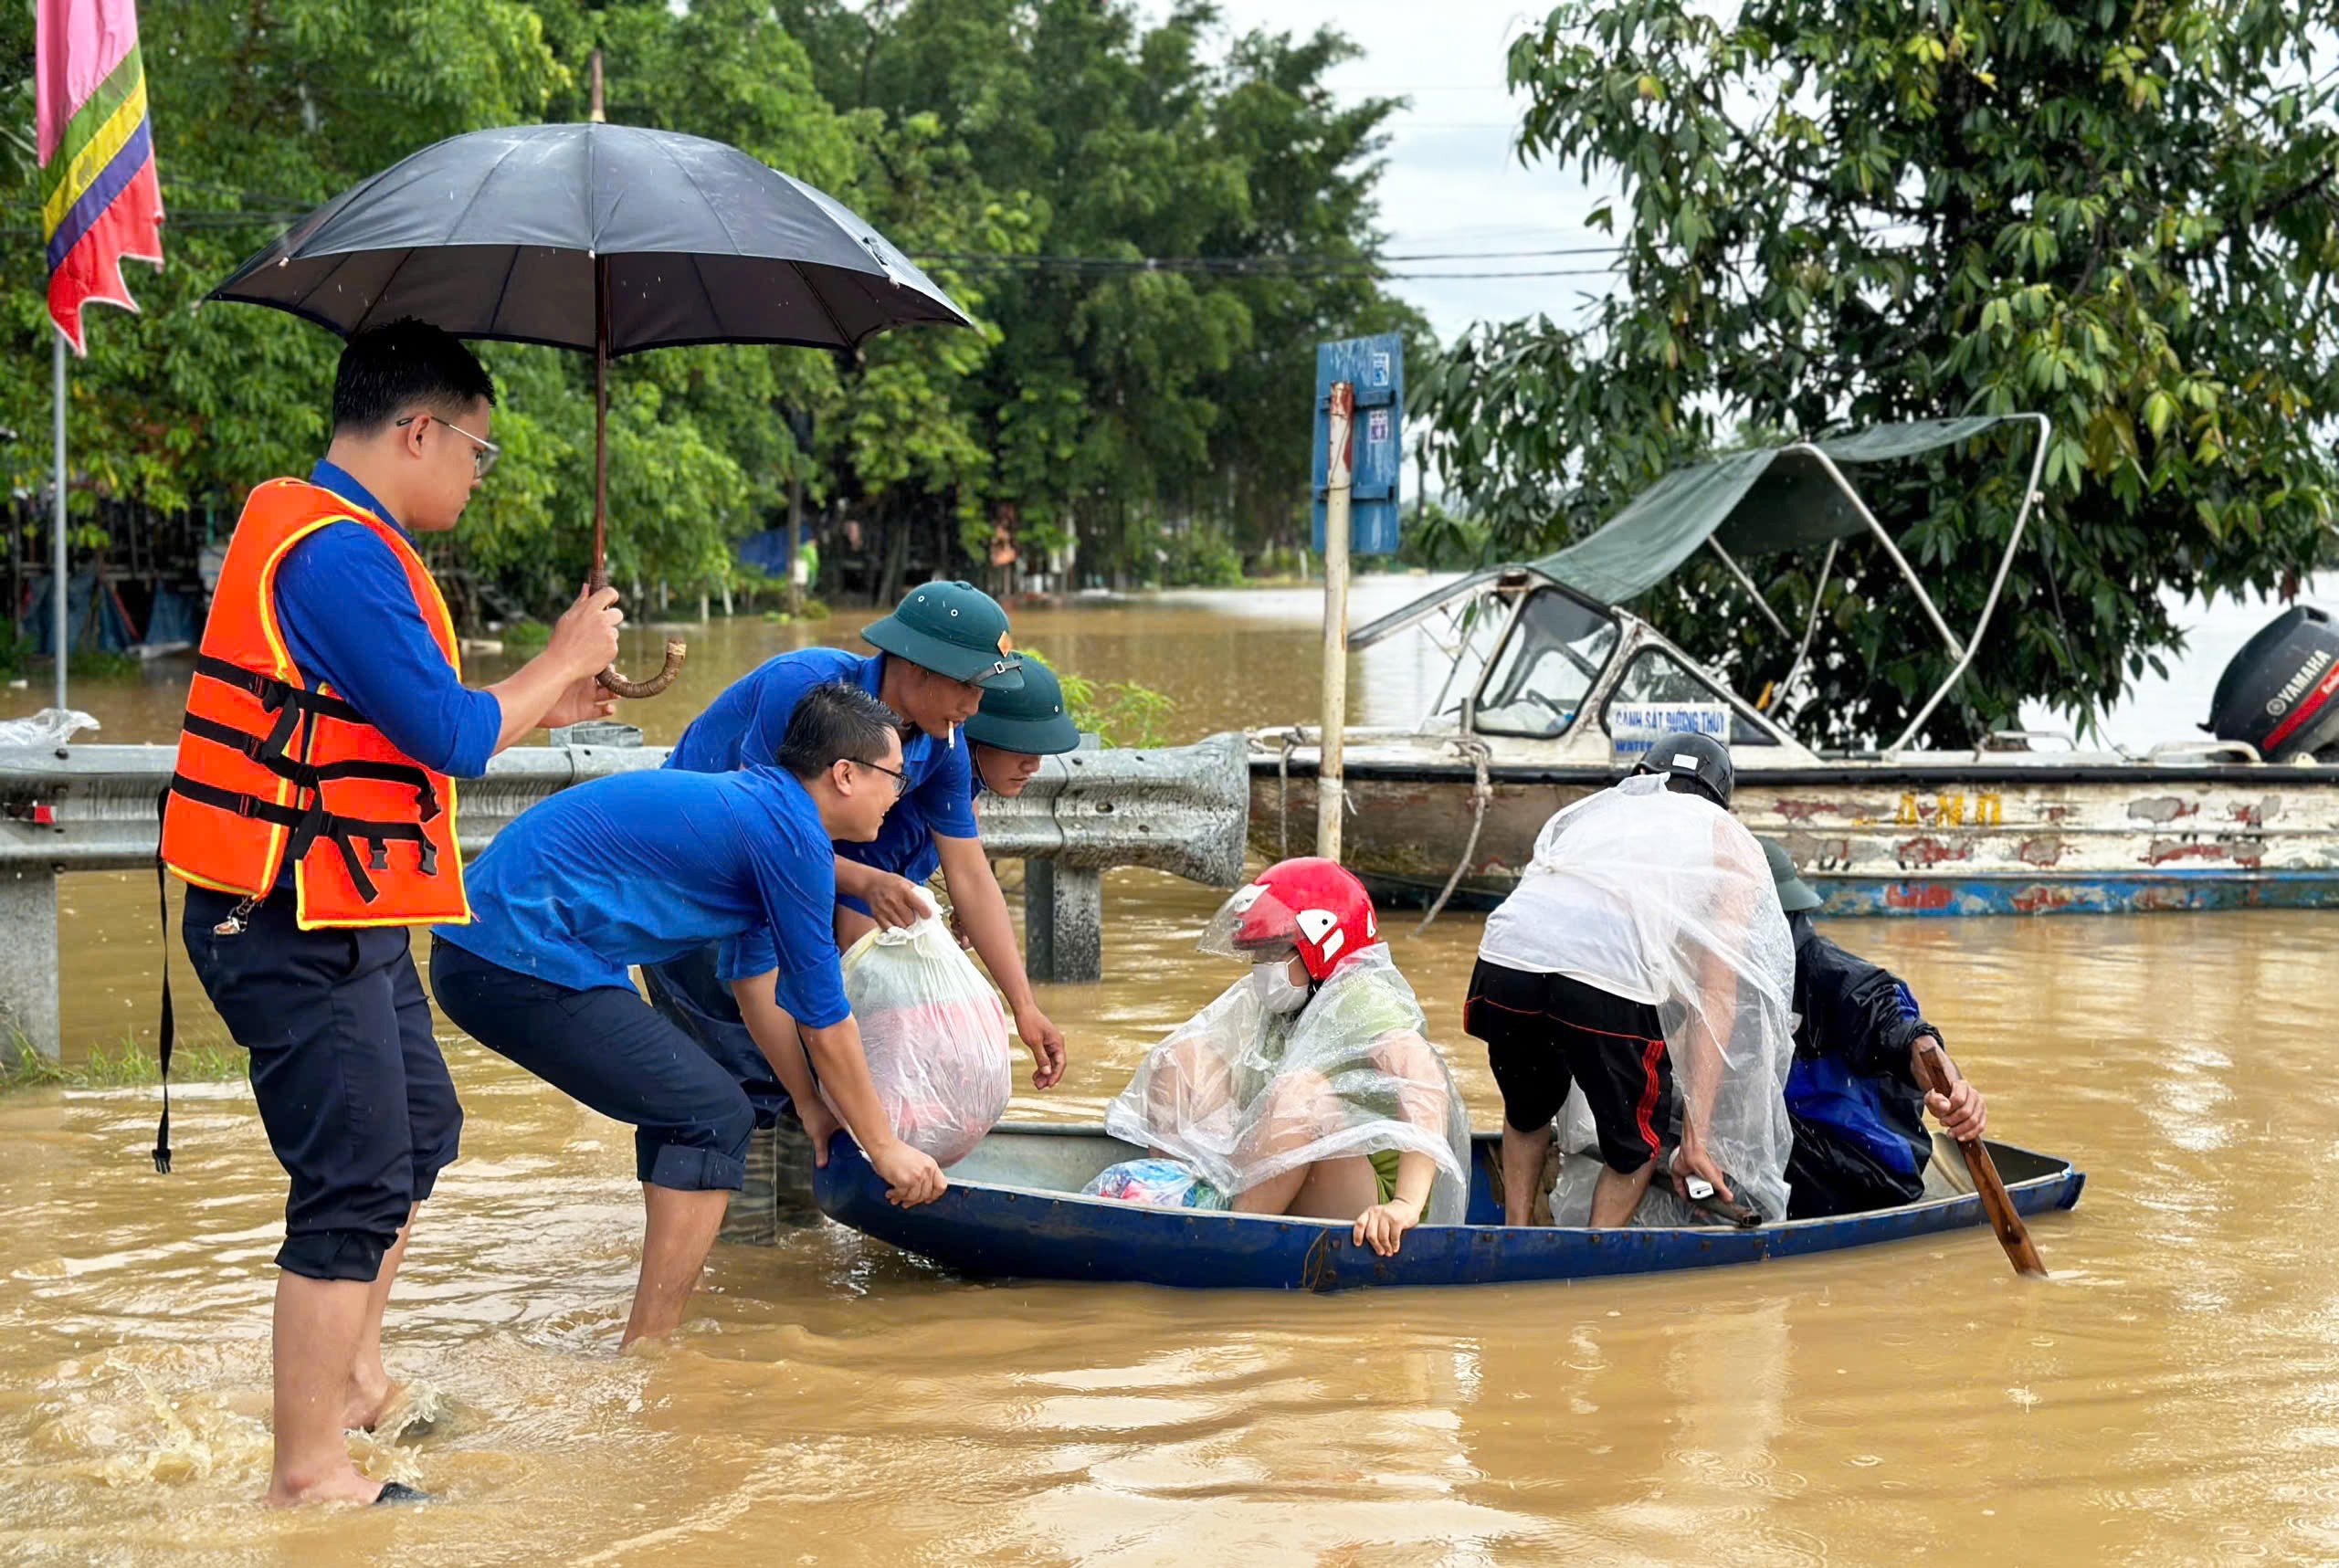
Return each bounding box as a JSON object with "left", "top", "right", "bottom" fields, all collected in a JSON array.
[
  {"left": 861, "top": 580, "right": 1026, "bottom": 689},
  {"left": 1761, "top": 837, "right": 1824, "bottom": 914},
  {"left": 964, "top": 659, "right": 1081, "bottom": 755}
]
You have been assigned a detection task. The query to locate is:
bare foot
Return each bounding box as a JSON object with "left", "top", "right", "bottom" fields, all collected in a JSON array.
[
  {"left": 265, "top": 1465, "right": 391, "bottom": 1508},
  {"left": 342, "top": 1374, "right": 404, "bottom": 1433}
]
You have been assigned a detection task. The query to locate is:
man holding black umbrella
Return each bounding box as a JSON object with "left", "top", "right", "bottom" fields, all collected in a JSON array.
[{"left": 161, "top": 321, "right": 623, "bottom": 1507}]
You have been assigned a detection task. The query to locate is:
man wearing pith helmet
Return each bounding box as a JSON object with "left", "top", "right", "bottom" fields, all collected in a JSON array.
[
  {"left": 648, "top": 581, "right": 1068, "bottom": 1165},
  {"left": 835, "top": 655, "right": 1086, "bottom": 947}
]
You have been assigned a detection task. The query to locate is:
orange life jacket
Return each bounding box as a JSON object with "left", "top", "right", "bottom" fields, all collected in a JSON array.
[{"left": 160, "top": 477, "right": 470, "bottom": 928}]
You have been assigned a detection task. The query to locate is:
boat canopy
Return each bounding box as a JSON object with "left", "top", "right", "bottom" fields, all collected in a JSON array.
[
  {"left": 1537, "top": 415, "right": 2031, "bottom": 605},
  {"left": 1354, "top": 414, "right": 2049, "bottom": 750}
]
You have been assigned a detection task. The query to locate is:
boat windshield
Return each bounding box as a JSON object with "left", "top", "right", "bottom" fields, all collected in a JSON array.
[{"left": 1472, "top": 590, "right": 1621, "bottom": 738}]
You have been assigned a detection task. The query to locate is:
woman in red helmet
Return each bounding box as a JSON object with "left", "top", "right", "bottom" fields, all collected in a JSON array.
[{"left": 1098, "top": 858, "right": 1470, "bottom": 1256}]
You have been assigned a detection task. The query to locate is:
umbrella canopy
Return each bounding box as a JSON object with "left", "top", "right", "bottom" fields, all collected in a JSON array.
[
  {"left": 207, "top": 121, "right": 973, "bottom": 698},
  {"left": 206, "top": 121, "right": 971, "bottom": 353}
]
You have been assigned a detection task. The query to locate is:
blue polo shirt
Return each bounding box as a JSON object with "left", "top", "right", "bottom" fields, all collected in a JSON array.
[
  {"left": 666, "top": 647, "right": 979, "bottom": 842},
  {"left": 433, "top": 766, "right": 850, "bottom": 1028},
  {"left": 274, "top": 461, "right": 500, "bottom": 779}
]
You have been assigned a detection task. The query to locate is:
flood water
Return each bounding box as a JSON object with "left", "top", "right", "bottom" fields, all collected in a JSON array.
[{"left": 5, "top": 579, "right": 2338, "bottom": 1565}]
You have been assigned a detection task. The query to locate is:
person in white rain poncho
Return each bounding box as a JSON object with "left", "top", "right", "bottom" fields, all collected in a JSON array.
[
  {"left": 1095, "top": 858, "right": 1471, "bottom": 1256},
  {"left": 1461, "top": 733, "right": 1796, "bottom": 1227}
]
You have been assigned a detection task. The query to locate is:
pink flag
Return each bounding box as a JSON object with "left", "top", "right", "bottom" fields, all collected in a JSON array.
[{"left": 36, "top": 0, "right": 164, "bottom": 354}]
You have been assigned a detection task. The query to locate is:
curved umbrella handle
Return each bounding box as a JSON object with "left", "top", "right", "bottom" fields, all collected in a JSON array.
[
  {"left": 596, "top": 640, "right": 687, "bottom": 700},
  {"left": 585, "top": 565, "right": 686, "bottom": 699}
]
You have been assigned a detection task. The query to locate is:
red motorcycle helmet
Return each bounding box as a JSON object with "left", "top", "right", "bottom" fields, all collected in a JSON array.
[{"left": 1198, "top": 858, "right": 1380, "bottom": 983}]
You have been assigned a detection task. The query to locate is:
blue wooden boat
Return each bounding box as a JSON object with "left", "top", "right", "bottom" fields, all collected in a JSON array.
[{"left": 812, "top": 1122, "right": 2085, "bottom": 1292}]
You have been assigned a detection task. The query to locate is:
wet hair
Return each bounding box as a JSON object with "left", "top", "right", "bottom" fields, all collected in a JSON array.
[
  {"left": 331, "top": 319, "right": 496, "bottom": 437},
  {"left": 774, "top": 681, "right": 905, "bottom": 782}
]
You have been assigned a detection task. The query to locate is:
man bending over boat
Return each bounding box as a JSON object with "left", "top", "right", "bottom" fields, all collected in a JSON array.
[
  {"left": 645, "top": 581, "right": 1066, "bottom": 1162},
  {"left": 1462, "top": 733, "right": 1797, "bottom": 1227},
  {"left": 429, "top": 683, "right": 947, "bottom": 1345},
  {"left": 1095, "top": 858, "right": 1472, "bottom": 1256},
  {"left": 1763, "top": 839, "right": 1988, "bottom": 1218}
]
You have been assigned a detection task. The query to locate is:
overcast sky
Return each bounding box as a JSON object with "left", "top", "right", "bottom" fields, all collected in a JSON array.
[{"left": 1154, "top": 0, "right": 1616, "bottom": 344}]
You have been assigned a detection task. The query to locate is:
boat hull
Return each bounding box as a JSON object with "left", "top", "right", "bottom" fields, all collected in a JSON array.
[
  {"left": 1249, "top": 757, "right": 2339, "bottom": 916},
  {"left": 812, "top": 1124, "right": 2085, "bottom": 1291}
]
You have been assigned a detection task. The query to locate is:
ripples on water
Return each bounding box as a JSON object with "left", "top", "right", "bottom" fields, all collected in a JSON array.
[{"left": 5, "top": 585, "right": 2338, "bottom": 1563}]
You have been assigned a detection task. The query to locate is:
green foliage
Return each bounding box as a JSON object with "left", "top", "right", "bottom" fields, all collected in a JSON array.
[
  {"left": 1396, "top": 497, "right": 1490, "bottom": 572},
  {"left": 1417, "top": 0, "right": 2339, "bottom": 745},
  {"left": 1152, "top": 524, "right": 1246, "bottom": 587},
  {"left": 500, "top": 616, "right": 552, "bottom": 655},
  {"left": 3, "top": 1033, "right": 247, "bottom": 1092},
  {"left": 68, "top": 648, "right": 141, "bottom": 679},
  {"left": 5, "top": 1, "right": 1417, "bottom": 615},
  {"left": 761, "top": 596, "right": 833, "bottom": 625},
  {"left": 1020, "top": 646, "right": 1174, "bottom": 747}
]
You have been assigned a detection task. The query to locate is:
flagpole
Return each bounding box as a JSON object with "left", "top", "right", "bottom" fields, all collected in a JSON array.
[{"left": 51, "top": 331, "right": 68, "bottom": 713}]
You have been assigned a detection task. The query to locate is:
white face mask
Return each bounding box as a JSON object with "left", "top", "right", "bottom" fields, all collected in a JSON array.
[{"left": 1252, "top": 961, "right": 1311, "bottom": 1014}]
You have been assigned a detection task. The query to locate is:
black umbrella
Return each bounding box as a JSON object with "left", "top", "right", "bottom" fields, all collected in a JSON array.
[{"left": 209, "top": 121, "right": 972, "bottom": 695}]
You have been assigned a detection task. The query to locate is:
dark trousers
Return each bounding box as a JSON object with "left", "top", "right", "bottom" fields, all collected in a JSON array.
[
  {"left": 183, "top": 885, "right": 460, "bottom": 1282},
  {"left": 430, "top": 939, "right": 752, "bottom": 1192},
  {"left": 640, "top": 944, "right": 793, "bottom": 1127},
  {"left": 1785, "top": 1114, "right": 1928, "bottom": 1219}
]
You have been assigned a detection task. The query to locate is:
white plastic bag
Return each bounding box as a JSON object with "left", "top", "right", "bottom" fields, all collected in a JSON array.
[
  {"left": 0, "top": 708, "right": 98, "bottom": 747},
  {"left": 827, "top": 911, "right": 1012, "bottom": 1167}
]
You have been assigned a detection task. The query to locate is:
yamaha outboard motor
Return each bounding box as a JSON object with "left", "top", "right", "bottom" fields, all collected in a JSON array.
[{"left": 2204, "top": 605, "right": 2339, "bottom": 761}]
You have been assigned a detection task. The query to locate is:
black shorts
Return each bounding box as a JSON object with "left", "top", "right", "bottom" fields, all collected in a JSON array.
[
  {"left": 184, "top": 886, "right": 462, "bottom": 1283},
  {"left": 431, "top": 938, "right": 753, "bottom": 1193},
  {"left": 1462, "top": 958, "right": 1675, "bottom": 1174}
]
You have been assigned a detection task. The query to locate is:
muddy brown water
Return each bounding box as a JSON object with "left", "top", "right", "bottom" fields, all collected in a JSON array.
[{"left": 5, "top": 583, "right": 2336, "bottom": 1564}]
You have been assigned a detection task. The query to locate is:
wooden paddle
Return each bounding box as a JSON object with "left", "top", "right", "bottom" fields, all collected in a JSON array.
[{"left": 1914, "top": 1038, "right": 2047, "bottom": 1279}]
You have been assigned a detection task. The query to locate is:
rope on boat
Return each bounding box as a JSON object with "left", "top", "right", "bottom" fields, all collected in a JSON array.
[
  {"left": 1417, "top": 738, "right": 1491, "bottom": 934},
  {"left": 1275, "top": 728, "right": 1302, "bottom": 861}
]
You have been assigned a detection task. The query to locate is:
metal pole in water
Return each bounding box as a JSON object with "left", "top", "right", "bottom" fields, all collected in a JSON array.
[
  {"left": 51, "top": 332, "right": 68, "bottom": 714},
  {"left": 1316, "top": 381, "right": 1354, "bottom": 862}
]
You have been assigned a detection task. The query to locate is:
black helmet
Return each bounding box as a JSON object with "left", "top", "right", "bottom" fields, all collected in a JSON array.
[{"left": 1635, "top": 731, "right": 1734, "bottom": 808}]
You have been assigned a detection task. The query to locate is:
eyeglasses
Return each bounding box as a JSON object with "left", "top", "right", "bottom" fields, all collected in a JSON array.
[
  {"left": 854, "top": 757, "right": 909, "bottom": 796},
  {"left": 395, "top": 414, "right": 501, "bottom": 479}
]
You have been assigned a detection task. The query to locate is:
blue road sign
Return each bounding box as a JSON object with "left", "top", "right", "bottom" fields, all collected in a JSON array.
[{"left": 1312, "top": 333, "right": 1403, "bottom": 555}]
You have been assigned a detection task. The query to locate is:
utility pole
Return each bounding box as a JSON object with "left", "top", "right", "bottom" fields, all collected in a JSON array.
[{"left": 1315, "top": 380, "right": 1354, "bottom": 861}]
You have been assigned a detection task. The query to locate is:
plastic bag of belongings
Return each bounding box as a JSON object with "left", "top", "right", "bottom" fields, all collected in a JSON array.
[
  {"left": 1080, "top": 1156, "right": 1227, "bottom": 1210},
  {"left": 1100, "top": 946, "right": 1472, "bottom": 1223},
  {"left": 826, "top": 906, "right": 1013, "bottom": 1167}
]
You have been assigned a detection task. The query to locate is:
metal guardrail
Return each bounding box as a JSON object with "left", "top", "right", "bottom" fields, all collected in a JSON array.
[{"left": 0, "top": 732, "right": 1250, "bottom": 1057}]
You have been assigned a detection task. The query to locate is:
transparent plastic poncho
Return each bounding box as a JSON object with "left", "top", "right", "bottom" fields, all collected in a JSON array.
[
  {"left": 827, "top": 912, "right": 1013, "bottom": 1167},
  {"left": 1102, "top": 946, "right": 1473, "bottom": 1223},
  {"left": 1486, "top": 774, "right": 1798, "bottom": 1226}
]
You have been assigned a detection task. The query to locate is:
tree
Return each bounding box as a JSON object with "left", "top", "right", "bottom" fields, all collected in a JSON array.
[
  {"left": 778, "top": 0, "right": 1425, "bottom": 584},
  {"left": 2, "top": 0, "right": 566, "bottom": 534},
  {"left": 4, "top": 0, "right": 1420, "bottom": 616},
  {"left": 1417, "top": 0, "right": 2339, "bottom": 746}
]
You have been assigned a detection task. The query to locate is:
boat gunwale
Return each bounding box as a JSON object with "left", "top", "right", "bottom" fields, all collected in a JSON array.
[
  {"left": 838, "top": 1121, "right": 2083, "bottom": 1243},
  {"left": 1246, "top": 754, "right": 2339, "bottom": 788}
]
